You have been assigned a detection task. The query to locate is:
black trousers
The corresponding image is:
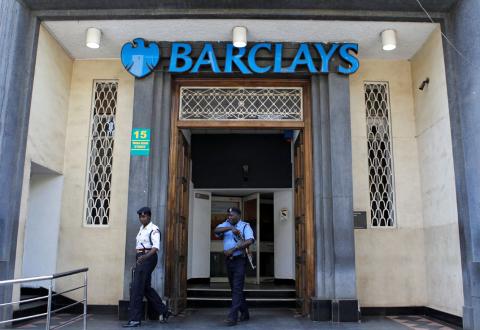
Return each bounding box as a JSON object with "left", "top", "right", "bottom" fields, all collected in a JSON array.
[
  {"left": 128, "top": 252, "right": 167, "bottom": 321},
  {"left": 226, "top": 256, "right": 248, "bottom": 321}
]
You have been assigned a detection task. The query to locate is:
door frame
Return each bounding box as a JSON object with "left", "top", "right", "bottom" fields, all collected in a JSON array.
[
  {"left": 165, "top": 77, "right": 315, "bottom": 315},
  {"left": 242, "top": 192, "right": 261, "bottom": 284}
]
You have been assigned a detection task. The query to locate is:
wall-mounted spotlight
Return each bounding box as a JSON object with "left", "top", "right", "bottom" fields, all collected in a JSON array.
[
  {"left": 419, "top": 78, "right": 430, "bottom": 91},
  {"left": 233, "top": 26, "right": 247, "bottom": 48},
  {"left": 381, "top": 29, "right": 397, "bottom": 51},
  {"left": 86, "top": 27, "right": 102, "bottom": 49}
]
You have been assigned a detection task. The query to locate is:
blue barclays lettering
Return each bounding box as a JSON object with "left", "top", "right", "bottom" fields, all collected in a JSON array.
[
  {"left": 191, "top": 43, "right": 221, "bottom": 73},
  {"left": 287, "top": 43, "right": 317, "bottom": 73},
  {"left": 225, "top": 44, "right": 251, "bottom": 74},
  {"left": 273, "top": 44, "right": 288, "bottom": 73},
  {"left": 313, "top": 43, "right": 340, "bottom": 73},
  {"left": 248, "top": 43, "right": 272, "bottom": 73},
  {"left": 337, "top": 43, "right": 359, "bottom": 75},
  {"left": 169, "top": 43, "right": 193, "bottom": 72},
  {"left": 121, "top": 40, "right": 360, "bottom": 78}
]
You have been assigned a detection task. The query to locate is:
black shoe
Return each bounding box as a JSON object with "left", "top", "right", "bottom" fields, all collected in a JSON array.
[
  {"left": 239, "top": 313, "right": 250, "bottom": 322},
  {"left": 123, "top": 320, "right": 141, "bottom": 327},
  {"left": 224, "top": 318, "right": 237, "bottom": 326},
  {"left": 161, "top": 309, "right": 173, "bottom": 323}
]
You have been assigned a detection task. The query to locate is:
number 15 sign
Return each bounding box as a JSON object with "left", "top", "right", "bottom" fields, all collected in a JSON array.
[{"left": 131, "top": 128, "right": 150, "bottom": 156}]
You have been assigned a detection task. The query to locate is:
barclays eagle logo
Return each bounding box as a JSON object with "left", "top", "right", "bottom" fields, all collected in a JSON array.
[{"left": 121, "top": 38, "right": 160, "bottom": 78}]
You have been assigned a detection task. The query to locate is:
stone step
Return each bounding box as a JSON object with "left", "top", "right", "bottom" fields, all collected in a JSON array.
[
  {"left": 187, "top": 288, "right": 296, "bottom": 299},
  {"left": 186, "top": 286, "right": 297, "bottom": 308},
  {"left": 187, "top": 296, "right": 297, "bottom": 308}
]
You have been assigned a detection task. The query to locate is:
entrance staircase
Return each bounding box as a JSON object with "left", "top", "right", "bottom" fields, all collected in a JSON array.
[
  {"left": 13, "top": 287, "right": 81, "bottom": 324},
  {"left": 186, "top": 283, "right": 296, "bottom": 308}
]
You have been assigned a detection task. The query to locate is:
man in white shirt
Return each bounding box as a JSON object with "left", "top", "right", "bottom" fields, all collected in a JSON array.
[{"left": 123, "top": 206, "right": 171, "bottom": 327}]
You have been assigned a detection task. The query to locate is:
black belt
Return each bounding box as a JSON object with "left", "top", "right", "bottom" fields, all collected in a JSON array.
[{"left": 228, "top": 254, "right": 246, "bottom": 260}]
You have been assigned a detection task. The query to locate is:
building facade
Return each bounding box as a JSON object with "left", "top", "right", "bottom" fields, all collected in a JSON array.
[{"left": 1, "top": 0, "right": 479, "bottom": 328}]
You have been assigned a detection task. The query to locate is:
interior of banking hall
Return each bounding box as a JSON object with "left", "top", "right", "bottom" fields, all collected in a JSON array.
[{"left": 12, "top": 17, "right": 464, "bottom": 322}]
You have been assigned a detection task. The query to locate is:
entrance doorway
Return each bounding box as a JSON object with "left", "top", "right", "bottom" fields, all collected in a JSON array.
[
  {"left": 164, "top": 79, "right": 314, "bottom": 315},
  {"left": 189, "top": 190, "right": 294, "bottom": 285},
  {"left": 185, "top": 130, "right": 298, "bottom": 309}
]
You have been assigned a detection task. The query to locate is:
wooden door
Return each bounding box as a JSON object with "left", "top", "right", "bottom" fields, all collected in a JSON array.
[
  {"left": 165, "top": 131, "right": 191, "bottom": 314},
  {"left": 294, "top": 131, "right": 307, "bottom": 313}
]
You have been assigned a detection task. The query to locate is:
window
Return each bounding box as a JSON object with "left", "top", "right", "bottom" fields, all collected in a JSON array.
[
  {"left": 85, "top": 81, "right": 118, "bottom": 226},
  {"left": 179, "top": 87, "right": 303, "bottom": 121},
  {"left": 364, "top": 82, "right": 396, "bottom": 227}
]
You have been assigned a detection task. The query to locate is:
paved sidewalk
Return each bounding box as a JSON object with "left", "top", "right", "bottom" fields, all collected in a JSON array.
[{"left": 9, "top": 308, "right": 459, "bottom": 330}]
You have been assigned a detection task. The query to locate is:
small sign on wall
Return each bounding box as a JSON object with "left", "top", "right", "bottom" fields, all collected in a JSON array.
[
  {"left": 354, "top": 211, "right": 367, "bottom": 229},
  {"left": 195, "top": 193, "right": 210, "bottom": 200},
  {"left": 131, "top": 128, "right": 150, "bottom": 156}
]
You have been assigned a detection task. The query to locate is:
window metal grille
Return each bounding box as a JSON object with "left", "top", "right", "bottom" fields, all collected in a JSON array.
[
  {"left": 85, "top": 81, "right": 118, "bottom": 226},
  {"left": 179, "top": 87, "right": 303, "bottom": 120},
  {"left": 364, "top": 82, "right": 396, "bottom": 227}
]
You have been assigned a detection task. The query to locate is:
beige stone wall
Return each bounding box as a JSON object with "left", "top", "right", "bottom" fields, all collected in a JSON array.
[
  {"left": 25, "top": 25, "right": 73, "bottom": 173},
  {"left": 55, "top": 60, "right": 134, "bottom": 304},
  {"left": 411, "top": 28, "right": 463, "bottom": 316},
  {"left": 350, "top": 60, "right": 427, "bottom": 307},
  {"left": 13, "top": 25, "right": 73, "bottom": 303}
]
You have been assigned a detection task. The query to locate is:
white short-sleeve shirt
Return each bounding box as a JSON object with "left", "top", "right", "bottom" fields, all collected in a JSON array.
[{"left": 136, "top": 222, "right": 160, "bottom": 250}]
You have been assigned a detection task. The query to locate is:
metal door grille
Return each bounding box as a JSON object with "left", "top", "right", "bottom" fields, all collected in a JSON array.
[
  {"left": 364, "top": 82, "right": 396, "bottom": 228},
  {"left": 84, "top": 81, "right": 118, "bottom": 226},
  {"left": 179, "top": 87, "right": 303, "bottom": 120}
]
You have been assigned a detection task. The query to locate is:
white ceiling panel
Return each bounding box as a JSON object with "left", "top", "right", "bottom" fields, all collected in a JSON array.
[{"left": 43, "top": 19, "right": 438, "bottom": 60}]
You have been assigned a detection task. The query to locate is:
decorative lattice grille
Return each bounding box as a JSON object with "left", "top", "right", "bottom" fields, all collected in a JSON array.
[
  {"left": 364, "top": 82, "right": 396, "bottom": 227},
  {"left": 85, "top": 81, "right": 118, "bottom": 226},
  {"left": 179, "top": 87, "right": 303, "bottom": 120}
]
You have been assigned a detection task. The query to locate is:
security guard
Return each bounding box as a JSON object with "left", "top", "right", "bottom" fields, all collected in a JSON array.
[
  {"left": 123, "top": 206, "right": 171, "bottom": 328},
  {"left": 214, "top": 207, "right": 255, "bottom": 326}
]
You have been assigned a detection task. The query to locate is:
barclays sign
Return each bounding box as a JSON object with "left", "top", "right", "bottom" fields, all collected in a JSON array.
[{"left": 121, "top": 38, "right": 359, "bottom": 79}]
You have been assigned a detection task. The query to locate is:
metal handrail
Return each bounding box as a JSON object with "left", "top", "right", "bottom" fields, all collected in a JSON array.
[
  {"left": 0, "top": 275, "right": 53, "bottom": 285},
  {"left": 0, "top": 294, "right": 49, "bottom": 307},
  {"left": 53, "top": 285, "right": 86, "bottom": 297},
  {"left": 0, "top": 268, "right": 88, "bottom": 330},
  {"left": 50, "top": 299, "right": 86, "bottom": 315},
  {"left": 52, "top": 268, "right": 89, "bottom": 279}
]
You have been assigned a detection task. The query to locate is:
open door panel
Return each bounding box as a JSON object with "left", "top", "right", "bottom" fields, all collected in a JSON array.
[{"left": 165, "top": 131, "right": 191, "bottom": 314}]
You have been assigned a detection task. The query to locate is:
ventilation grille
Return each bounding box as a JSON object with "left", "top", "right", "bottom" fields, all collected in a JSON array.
[
  {"left": 85, "top": 81, "right": 118, "bottom": 226},
  {"left": 364, "top": 82, "right": 396, "bottom": 228},
  {"left": 179, "top": 87, "right": 303, "bottom": 121}
]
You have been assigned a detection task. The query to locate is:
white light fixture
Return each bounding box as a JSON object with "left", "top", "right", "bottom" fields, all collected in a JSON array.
[
  {"left": 86, "top": 27, "right": 102, "bottom": 49},
  {"left": 381, "top": 29, "right": 397, "bottom": 51},
  {"left": 232, "top": 26, "right": 247, "bottom": 48}
]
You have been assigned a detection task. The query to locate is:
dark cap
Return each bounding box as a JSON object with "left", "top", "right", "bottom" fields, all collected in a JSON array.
[
  {"left": 137, "top": 206, "right": 151, "bottom": 216},
  {"left": 227, "top": 207, "right": 241, "bottom": 216}
]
